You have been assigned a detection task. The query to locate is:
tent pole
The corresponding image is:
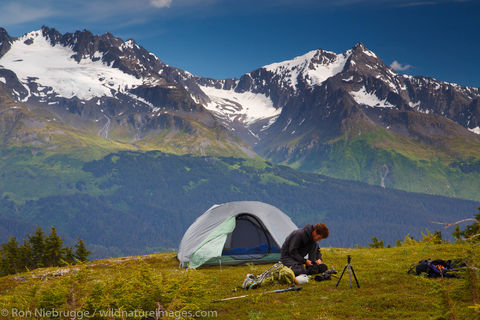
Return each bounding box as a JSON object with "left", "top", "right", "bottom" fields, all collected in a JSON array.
[{"left": 219, "top": 257, "right": 222, "bottom": 271}]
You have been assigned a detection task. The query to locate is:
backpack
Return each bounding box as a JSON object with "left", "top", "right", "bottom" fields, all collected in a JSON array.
[
  {"left": 408, "top": 259, "right": 466, "bottom": 278},
  {"left": 242, "top": 262, "right": 295, "bottom": 290}
]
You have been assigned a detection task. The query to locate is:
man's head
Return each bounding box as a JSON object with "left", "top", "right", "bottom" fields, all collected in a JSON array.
[{"left": 312, "top": 223, "right": 329, "bottom": 242}]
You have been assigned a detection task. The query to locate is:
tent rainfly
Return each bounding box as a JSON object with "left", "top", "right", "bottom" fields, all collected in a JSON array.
[{"left": 177, "top": 201, "right": 298, "bottom": 268}]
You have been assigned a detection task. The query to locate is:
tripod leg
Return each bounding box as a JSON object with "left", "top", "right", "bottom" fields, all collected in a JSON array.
[
  {"left": 335, "top": 264, "right": 348, "bottom": 288},
  {"left": 350, "top": 265, "right": 360, "bottom": 288},
  {"left": 348, "top": 264, "right": 352, "bottom": 289}
]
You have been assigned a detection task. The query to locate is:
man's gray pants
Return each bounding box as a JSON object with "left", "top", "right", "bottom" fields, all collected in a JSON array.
[{"left": 281, "top": 257, "right": 328, "bottom": 276}]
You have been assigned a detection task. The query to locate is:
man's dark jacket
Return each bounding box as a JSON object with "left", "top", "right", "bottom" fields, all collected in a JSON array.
[{"left": 280, "top": 224, "right": 322, "bottom": 265}]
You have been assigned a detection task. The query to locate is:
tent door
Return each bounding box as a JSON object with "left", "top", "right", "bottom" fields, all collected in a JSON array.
[{"left": 222, "top": 213, "right": 279, "bottom": 259}]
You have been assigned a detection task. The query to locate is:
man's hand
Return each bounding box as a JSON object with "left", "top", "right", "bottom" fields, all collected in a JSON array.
[
  {"left": 306, "top": 259, "right": 313, "bottom": 266},
  {"left": 316, "top": 259, "right": 322, "bottom": 265}
]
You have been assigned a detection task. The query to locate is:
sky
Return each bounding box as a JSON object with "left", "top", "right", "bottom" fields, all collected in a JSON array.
[{"left": 1, "top": 0, "right": 479, "bottom": 87}]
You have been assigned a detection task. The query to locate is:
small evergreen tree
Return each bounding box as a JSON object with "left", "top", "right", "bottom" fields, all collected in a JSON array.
[
  {"left": 368, "top": 237, "right": 384, "bottom": 248},
  {"left": 28, "top": 227, "right": 45, "bottom": 268},
  {"left": 74, "top": 238, "right": 91, "bottom": 263},
  {"left": 452, "top": 224, "right": 462, "bottom": 241},
  {"left": 420, "top": 229, "right": 443, "bottom": 244},
  {"left": 43, "top": 227, "right": 65, "bottom": 267},
  {"left": 18, "top": 239, "right": 33, "bottom": 271},
  {"left": 0, "top": 248, "right": 5, "bottom": 276},
  {"left": 63, "top": 246, "right": 76, "bottom": 265},
  {"left": 451, "top": 206, "right": 480, "bottom": 241},
  {"left": 1, "top": 237, "right": 20, "bottom": 275}
]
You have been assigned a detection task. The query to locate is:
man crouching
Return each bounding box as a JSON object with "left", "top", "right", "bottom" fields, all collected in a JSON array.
[{"left": 280, "top": 223, "right": 329, "bottom": 276}]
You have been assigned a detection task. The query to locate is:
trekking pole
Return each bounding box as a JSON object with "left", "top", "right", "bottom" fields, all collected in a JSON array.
[{"left": 211, "top": 285, "right": 302, "bottom": 303}]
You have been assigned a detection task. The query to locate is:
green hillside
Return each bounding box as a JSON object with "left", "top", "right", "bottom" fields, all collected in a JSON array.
[
  {"left": 0, "top": 241, "right": 478, "bottom": 319},
  {"left": 1, "top": 148, "right": 478, "bottom": 258},
  {"left": 267, "top": 115, "right": 480, "bottom": 202}
]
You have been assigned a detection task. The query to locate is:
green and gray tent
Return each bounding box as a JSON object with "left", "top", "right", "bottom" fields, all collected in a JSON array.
[{"left": 177, "top": 201, "right": 298, "bottom": 268}]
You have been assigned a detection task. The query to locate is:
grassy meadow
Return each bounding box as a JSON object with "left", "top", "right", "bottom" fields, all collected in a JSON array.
[{"left": 0, "top": 240, "right": 479, "bottom": 319}]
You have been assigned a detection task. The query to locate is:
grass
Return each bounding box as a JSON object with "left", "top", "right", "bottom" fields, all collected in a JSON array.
[{"left": 0, "top": 242, "right": 478, "bottom": 319}]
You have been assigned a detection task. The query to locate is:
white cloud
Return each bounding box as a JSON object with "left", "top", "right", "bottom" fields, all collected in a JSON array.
[
  {"left": 0, "top": 0, "right": 174, "bottom": 29},
  {"left": 150, "top": 0, "right": 172, "bottom": 8},
  {"left": 390, "top": 60, "right": 412, "bottom": 71},
  {"left": 0, "top": 2, "right": 55, "bottom": 26},
  {"left": 395, "top": 1, "right": 437, "bottom": 7}
]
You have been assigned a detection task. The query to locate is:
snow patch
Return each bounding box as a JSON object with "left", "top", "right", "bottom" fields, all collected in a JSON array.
[
  {"left": 121, "top": 40, "right": 136, "bottom": 51},
  {"left": 350, "top": 86, "right": 395, "bottom": 108},
  {"left": 0, "top": 30, "right": 143, "bottom": 100},
  {"left": 282, "top": 119, "right": 292, "bottom": 132},
  {"left": 199, "top": 85, "right": 281, "bottom": 125},
  {"left": 363, "top": 49, "right": 377, "bottom": 58},
  {"left": 127, "top": 92, "right": 155, "bottom": 109},
  {"left": 263, "top": 49, "right": 352, "bottom": 89},
  {"left": 409, "top": 101, "right": 421, "bottom": 108},
  {"left": 260, "top": 115, "right": 279, "bottom": 132},
  {"left": 190, "top": 94, "right": 199, "bottom": 104},
  {"left": 468, "top": 127, "right": 480, "bottom": 135}
]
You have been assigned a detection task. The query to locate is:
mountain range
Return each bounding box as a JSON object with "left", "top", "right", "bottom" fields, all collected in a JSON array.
[{"left": 1, "top": 26, "right": 479, "bottom": 200}]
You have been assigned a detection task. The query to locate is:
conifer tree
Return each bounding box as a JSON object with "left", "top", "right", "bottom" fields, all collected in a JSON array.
[
  {"left": 1, "top": 237, "right": 20, "bottom": 274},
  {"left": 452, "top": 224, "right": 462, "bottom": 241},
  {"left": 74, "top": 238, "right": 91, "bottom": 263},
  {"left": 43, "top": 227, "right": 64, "bottom": 267},
  {"left": 28, "top": 227, "right": 45, "bottom": 268},
  {"left": 18, "top": 239, "right": 33, "bottom": 271},
  {"left": 368, "top": 237, "right": 384, "bottom": 248},
  {"left": 452, "top": 206, "right": 480, "bottom": 241},
  {"left": 0, "top": 248, "right": 5, "bottom": 276},
  {"left": 63, "top": 246, "right": 76, "bottom": 265}
]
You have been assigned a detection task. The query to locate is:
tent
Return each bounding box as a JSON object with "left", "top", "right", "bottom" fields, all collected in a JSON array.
[{"left": 177, "top": 201, "right": 298, "bottom": 268}]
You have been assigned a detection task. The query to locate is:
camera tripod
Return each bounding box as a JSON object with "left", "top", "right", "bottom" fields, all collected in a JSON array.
[{"left": 335, "top": 255, "right": 360, "bottom": 288}]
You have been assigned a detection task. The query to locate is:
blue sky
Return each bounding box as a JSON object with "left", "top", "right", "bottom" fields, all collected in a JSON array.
[{"left": 2, "top": 0, "right": 479, "bottom": 87}]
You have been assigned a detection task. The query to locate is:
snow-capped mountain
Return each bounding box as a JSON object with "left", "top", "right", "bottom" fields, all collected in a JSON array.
[
  {"left": 1, "top": 26, "right": 480, "bottom": 198},
  {"left": 194, "top": 42, "right": 480, "bottom": 146},
  {"left": 190, "top": 41, "right": 480, "bottom": 198},
  {"left": 0, "top": 26, "right": 253, "bottom": 156},
  {"left": 190, "top": 48, "right": 355, "bottom": 143}
]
